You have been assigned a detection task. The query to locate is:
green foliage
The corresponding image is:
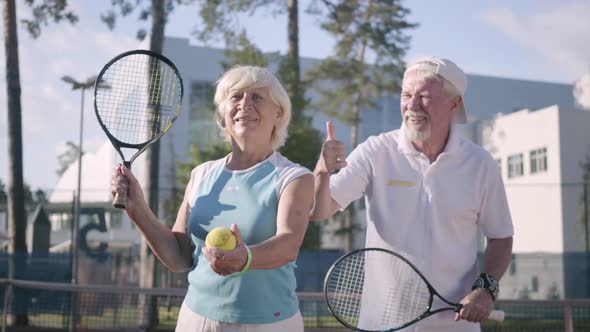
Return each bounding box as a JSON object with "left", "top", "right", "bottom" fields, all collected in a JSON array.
[
  {"left": 279, "top": 118, "right": 322, "bottom": 174},
  {"left": 195, "top": 0, "right": 324, "bottom": 249},
  {"left": 304, "top": 0, "right": 417, "bottom": 249},
  {"left": 21, "top": 0, "right": 78, "bottom": 38},
  {"left": 56, "top": 141, "right": 80, "bottom": 177},
  {"left": 196, "top": 0, "right": 278, "bottom": 45},
  {"left": 221, "top": 31, "right": 276, "bottom": 69},
  {"left": 277, "top": 55, "right": 306, "bottom": 122},
  {"left": 177, "top": 143, "right": 232, "bottom": 187},
  {"left": 23, "top": 183, "right": 47, "bottom": 205},
  {"left": 306, "top": 0, "right": 417, "bottom": 131},
  {"left": 0, "top": 178, "right": 46, "bottom": 206},
  {"left": 164, "top": 142, "right": 232, "bottom": 227},
  {"left": 100, "top": 0, "right": 185, "bottom": 40}
]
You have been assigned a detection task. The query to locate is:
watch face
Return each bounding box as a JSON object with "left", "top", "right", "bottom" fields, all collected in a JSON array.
[
  {"left": 474, "top": 278, "right": 485, "bottom": 289},
  {"left": 490, "top": 282, "right": 498, "bottom": 292},
  {"left": 485, "top": 274, "right": 499, "bottom": 291},
  {"left": 473, "top": 274, "right": 500, "bottom": 300}
]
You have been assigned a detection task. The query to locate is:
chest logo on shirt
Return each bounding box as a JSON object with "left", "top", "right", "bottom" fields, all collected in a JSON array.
[
  {"left": 387, "top": 179, "right": 414, "bottom": 187},
  {"left": 225, "top": 185, "right": 240, "bottom": 192}
]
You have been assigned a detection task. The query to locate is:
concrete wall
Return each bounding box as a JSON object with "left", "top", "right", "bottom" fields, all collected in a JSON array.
[
  {"left": 558, "top": 109, "right": 590, "bottom": 252},
  {"left": 500, "top": 253, "right": 564, "bottom": 300},
  {"left": 476, "top": 106, "right": 564, "bottom": 253}
]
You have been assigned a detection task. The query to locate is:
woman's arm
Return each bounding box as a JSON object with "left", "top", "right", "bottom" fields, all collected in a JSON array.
[
  {"left": 113, "top": 165, "right": 194, "bottom": 272},
  {"left": 249, "top": 173, "right": 315, "bottom": 269}
]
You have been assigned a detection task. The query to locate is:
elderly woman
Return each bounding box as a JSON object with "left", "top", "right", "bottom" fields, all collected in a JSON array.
[{"left": 111, "top": 65, "right": 313, "bottom": 331}]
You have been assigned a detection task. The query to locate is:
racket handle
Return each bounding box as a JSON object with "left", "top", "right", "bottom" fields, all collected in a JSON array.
[
  {"left": 113, "top": 161, "right": 131, "bottom": 209},
  {"left": 113, "top": 191, "right": 127, "bottom": 209},
  {"left": 488, "top": 309, "right": 505, "bottom": 322}
]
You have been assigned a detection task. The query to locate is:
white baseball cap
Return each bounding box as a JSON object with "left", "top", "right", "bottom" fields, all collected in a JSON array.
[{"left": 404, "top": 57, "right": 468, "bottom": 123}]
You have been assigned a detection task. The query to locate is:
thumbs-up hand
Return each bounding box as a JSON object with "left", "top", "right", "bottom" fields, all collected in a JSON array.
[{"left": 317, "top": 121, "right": 347, "bottom": 175}]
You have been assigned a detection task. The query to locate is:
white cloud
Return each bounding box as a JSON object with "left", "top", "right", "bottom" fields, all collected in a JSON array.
[
  {"left": 481, "top": 3, "right": 590, "bottom": 81},
  {"left": 0, "top": 2, "right": 143, "bottom": 189},
  {"left": 574, "top": 73, "right": 590, "bottom": 110}
]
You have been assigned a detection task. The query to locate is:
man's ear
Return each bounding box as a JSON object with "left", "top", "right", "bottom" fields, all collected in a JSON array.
[{"left": 451, "top": 95, "right": 462, "bottom": 111}]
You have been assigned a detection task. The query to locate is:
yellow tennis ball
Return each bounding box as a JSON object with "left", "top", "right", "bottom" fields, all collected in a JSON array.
[{"left": 205, "top": 227, "right": 236, "bottom": 250}]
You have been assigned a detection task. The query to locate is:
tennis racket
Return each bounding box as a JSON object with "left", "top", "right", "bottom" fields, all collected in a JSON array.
[
  {"left": 94, "top": 49, "right": 183, "bottom": 208},
  {"left": 324, "top": 248, "right": 505, "bottom": 331}
]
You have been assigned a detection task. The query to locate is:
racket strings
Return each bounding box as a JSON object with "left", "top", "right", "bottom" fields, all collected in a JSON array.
[
  {"left": 95, "top": 54, "right": 182, "bottom": 145},
  {"left": 326, "top": 250, "right": 432, "bottom": 331},
  {"left": 382, "top": 261, "right": 431, "bottom": 327},
  {"left": 326, "top": 253, "right": 365, "bottom": 327}
]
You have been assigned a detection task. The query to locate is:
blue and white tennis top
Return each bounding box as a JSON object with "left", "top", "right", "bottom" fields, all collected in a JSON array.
[{"left": 183, "top": 151, "right": 310, "bottom": 324}]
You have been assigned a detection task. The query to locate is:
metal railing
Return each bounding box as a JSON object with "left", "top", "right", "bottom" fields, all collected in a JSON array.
[{"left": 0, "top": 279, "right": 589, "bottom": 332}]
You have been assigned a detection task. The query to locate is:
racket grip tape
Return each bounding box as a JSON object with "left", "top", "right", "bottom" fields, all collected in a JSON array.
[
  {"left": 113, "top": 161, "right": 131, "bottom": 209},
  {"left": 113, "top": 191, "right": 127, "bottom": 209},
  {"left": 488, "top": 309, "right": 505, "bottom": 322}
]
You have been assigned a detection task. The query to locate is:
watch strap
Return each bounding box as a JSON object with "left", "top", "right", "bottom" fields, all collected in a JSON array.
[{"left": 472, "top": 272, "right": 499, "bottom": 300}]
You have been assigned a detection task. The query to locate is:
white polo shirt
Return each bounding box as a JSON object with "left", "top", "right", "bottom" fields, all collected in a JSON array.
[{"left": 330, "top": 125, "right": 513, "bottom": 332}]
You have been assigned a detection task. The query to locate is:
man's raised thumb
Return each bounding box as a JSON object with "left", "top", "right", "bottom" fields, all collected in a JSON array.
[{"left": 326, "top": 121, "right": 336, "bottom": 141}]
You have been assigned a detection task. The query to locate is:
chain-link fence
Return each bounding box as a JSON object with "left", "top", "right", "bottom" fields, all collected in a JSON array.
[{"left": 0, "top": 280, "right": 589, "bottom": 332}]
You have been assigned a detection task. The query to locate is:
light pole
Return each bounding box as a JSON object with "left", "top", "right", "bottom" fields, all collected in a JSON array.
[
  {"left": 61, "top": 75, "right": 97, "bottom": 332},
  {"left": 61, "top": 75, "right": 97, "bottom": 286}
]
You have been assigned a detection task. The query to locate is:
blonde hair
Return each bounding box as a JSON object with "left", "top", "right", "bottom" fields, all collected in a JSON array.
[{"left": 213, "top": 65, "right": 292, "bottom": 149}]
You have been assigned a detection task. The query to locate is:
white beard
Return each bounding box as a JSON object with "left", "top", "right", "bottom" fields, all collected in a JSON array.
[
  {"left": 405, "top": 125, "right": 431, "bottom": 142},
  {"left": 404, "top": 111, "right": 432, "bottom": 142}
]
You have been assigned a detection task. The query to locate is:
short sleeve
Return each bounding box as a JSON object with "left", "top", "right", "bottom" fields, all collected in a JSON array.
[
  {"left": 275, "top": 164, "right": 312, "bottom": 198},
  {"left": 330, "top": 142, "right": 372, "bottom": 210},
  {"left": 478, "top": 159, "right": 514, "bottom": 238},
  {"left": 187, "top": 159, "right": 224, "bottom": 207}
]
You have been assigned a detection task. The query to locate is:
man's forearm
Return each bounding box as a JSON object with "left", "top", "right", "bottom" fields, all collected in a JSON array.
[
  {"left": 310, "top": 171, "right": 338, "bottom": 221},
  {"left": 482, "top": 237, "right": 513, "bottom": 279}
]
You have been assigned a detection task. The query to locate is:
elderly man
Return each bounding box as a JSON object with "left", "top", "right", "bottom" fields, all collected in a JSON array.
[{"left": 311, "top": 57, "right": 514, "bottom": 331}]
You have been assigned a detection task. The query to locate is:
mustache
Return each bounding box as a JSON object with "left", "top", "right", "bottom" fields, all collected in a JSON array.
[{"left": 404, "top": 110, "right": 429, "bottom": 119}]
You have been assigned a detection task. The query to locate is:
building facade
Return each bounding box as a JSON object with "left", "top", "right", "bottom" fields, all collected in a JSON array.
[{"left": 472, "top": 106, "right": 590, "bottom": 299}]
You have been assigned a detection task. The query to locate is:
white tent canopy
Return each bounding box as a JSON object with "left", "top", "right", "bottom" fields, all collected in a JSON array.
[{"left": 50, "top": 140, "right": 147, "bottom": 204}]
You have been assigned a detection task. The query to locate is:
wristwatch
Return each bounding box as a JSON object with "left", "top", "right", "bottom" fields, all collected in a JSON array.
[{"left": 472, "top": 273, "right": 499, "bottom": 300}]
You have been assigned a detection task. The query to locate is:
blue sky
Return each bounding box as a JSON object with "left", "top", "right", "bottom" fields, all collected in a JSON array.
[{"left": 1, "top": 0, "right": 589, "bottom": 191}]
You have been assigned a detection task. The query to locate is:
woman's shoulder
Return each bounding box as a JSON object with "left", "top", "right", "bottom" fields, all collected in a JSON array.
[
  {"left": 269, "top": 152, "right": 312, "bottom": 175},
  {"left": 269, "top": 152, "right": 312, "bottom": 196},
  {"left": 190, "top": 156, "right": 227, "bottom": 179}
]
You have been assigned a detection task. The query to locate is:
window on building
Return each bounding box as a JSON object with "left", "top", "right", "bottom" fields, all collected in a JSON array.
[
  {"left": 531, "top": 276, "right": 539, "bottom": 292},
  {"left": 189, "top": 81, "right": 218, "bottom": 147},
  {"left": 508, "top": 153, "right": 524, "bottom": 178},
  {"left": 509, "top": 254, "right": 516, "bottom": 275},
  {"left": 530, "top": 147, "right": 547, "bottom": 174}
]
